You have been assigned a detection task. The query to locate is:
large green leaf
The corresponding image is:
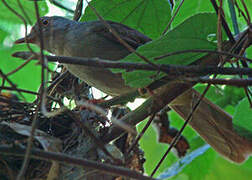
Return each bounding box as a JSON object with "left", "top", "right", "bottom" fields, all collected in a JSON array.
[
  {"left": 171, "top": 0, "right": 215, "bottom": 27},
  {"left": 137, "top": 121, "right": 177, "bottom": 177},
  {"left": 205, "top": 156, "right": 252, "bottom": 180},
  {"left": 215, "top": 86, "right": 245, "bottom": 108},
  {"left": 0, "top": 29, "right": 8, "bottom": 44},
  {"left": 114, "top": 13, "right": 218, "bottom": 88},
  {"left": 0, "top": 0, "right": 48, "bottom": 25},
  {"left": 195, "top": 84, "right": 245, "bottom": 109},
  {"left": 81, "top": 0, "right": 171, "bottom": 39},
  {"left": 194, "top": 84, "right": 224, "bottom": 106},
  {"left": 0, "top": 45, "right": 42, "bottom": 101},
  {"left": 233, "top": 98, "right": 252, "bottom": 140},
  {"left": 168, "top": 111, "right": 198, "bottom": 144},
  {"left": 247, "top": 46, "right": 252, "bottom": 61},
  {"left": 0, "top": 22, "right": 21, "bottom": 45}
]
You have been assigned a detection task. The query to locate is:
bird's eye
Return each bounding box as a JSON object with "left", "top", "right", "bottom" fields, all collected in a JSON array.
[{"left": 42, "top": 19, "right": 49, "bottom": 26}]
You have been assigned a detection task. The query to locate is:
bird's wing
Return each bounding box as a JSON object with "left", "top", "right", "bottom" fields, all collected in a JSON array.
[{"left": 91, "top": 21, "right": 152, "bottom": 49}]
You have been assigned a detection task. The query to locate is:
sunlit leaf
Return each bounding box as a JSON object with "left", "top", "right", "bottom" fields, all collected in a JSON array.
[
  {"left": 171, "top": 0, "right": 214, "bottom": 27},
  {"left": 0, "top": 0, "right": 48, "bottom": 24},
  {"left": 0, "top": 45, "right": 42, "bottom": 101},
  {"left": 233, "top": 98, "right": 252, "bottom": 140}
]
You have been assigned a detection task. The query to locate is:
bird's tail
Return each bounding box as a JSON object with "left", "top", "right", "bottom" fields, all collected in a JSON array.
[{"left": 170, "top": 89, "right": 252, "bottom": 163}]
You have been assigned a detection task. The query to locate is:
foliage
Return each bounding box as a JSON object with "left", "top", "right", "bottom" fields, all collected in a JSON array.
[
  {"left": 0, "top": 0, "right": 48, "bottom": 101},
  {"left": 233, "top": 98, "right": 252, "bottom": 140}
]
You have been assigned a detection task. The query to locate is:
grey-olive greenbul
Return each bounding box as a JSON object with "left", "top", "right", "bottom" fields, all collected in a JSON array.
[{"left": 15, "top": 16, "right": 252, "bottom": 163}]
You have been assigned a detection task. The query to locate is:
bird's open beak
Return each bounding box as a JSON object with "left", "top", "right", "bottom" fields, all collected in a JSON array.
[{"left": 14, "top": 33, "right": 36, "bottom": 44}]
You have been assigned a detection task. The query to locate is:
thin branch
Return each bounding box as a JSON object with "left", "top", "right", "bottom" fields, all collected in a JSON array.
[
  {"left": 162, "top": 0, "right": 185, "bottom": 35},
  {"left": 46, "top": 70, "right": 69, "bottom": 96},
  {"left": 16, "top": 95, "right": 40, "bottom": 180},
  {"left": 49, "top": 0, "right": 74, "bottom": 13},
  {"left": 0, "top": 145, "right": 155, "bottom": 180},
  {"left": 151, "top": 83, "right": 211, "bottom": 177},
  {"left": 244, "top": 87, "right": 252, "bottom": 107},
  {"left": 16, "top": 1, "right": 45, "bottom": 179},
  {"left": 126, "top": 113, "right": 156, "bottom": 155},
  {"left": 234, "top": 1, "right": 249, "bottom": 23},
  {"left": 0, "top": 86, "right": 38, "bottom": 95},
  {"left": 17, "top": 0, "right": 32, "bottom": 24},
  {"left": 154, "top": 49, "right": 252, "bottom": 62},
  {"left": 12, "top": 52, "right": 252, "bottom": 76},
  {"left": 210, "top": 0, "right": 235, "bottom": 43},
  {"left": 6, "top": 55, "right": 33, "bottom": 76},
  {"left": 2, "top": 0, "right": 36, "bottom": 55},
  {"left": 0, "top": 70, "right": 26, "bottom": 100},
  {"left": 217, "top": 0, "right": 223, "bottom": 53},
  {"left": 73, "top": 0, "right": 83, "bottom": 21},
  {"left": 185, "top": 77, "right": 252, "bottom": 86},
  {"left": 241, "top": 0, "right": 251, "bottom": 24},
  {"left": 67, "top": 111, "right": 120, "bottom": 163}
]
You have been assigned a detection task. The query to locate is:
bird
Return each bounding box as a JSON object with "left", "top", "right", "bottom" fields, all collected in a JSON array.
[
  {"left": 15, "top": 16, "right": 151, "bottom": 96},
  {"left": 15, "top": 16, "right": 252, "bottom": 163}
]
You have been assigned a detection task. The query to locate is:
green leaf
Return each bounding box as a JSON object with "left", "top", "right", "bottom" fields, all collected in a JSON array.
[
  {"left": 0, "top": 45, "right": 42, "bottom": 102},
  {"left": 0, "top": 29, "right": 8, "bottom": 44},
  {"left": 246, "top": 46, "right": 252, "bottom": 60},
  {"left": 169, "top": 109, "right": 207, "bottom": 152},
  {"left": 0, "top": 22, "right": 21, "bottom": 45},
  {"left": 205, "top": 156, "right": 252, "bottom": 180},
  {"left": 114, "top": 13, "right": 218, "bottom": 88},
  {"left": 169, "top": 111, "right": 198, "bottom": 143},
  {"left": 137, "top": 121, "right": 177, "bottom": 177},
  {"left": 233, "top": 98, "right": 252, "bottom": 140},
  {"left": 171, "top": 0, "right": 215, "bottom": 27},
  {"left": 216, "top": 86, "right": 244, "bottom": 108},
  {"left": 0, "top": 0, "right": 48, "bottom": 25},
  {"left": 194, "top": 85, "right": 224, "bottom": 105},
  {"left": 81, "top": 0, "right": 171, "bottom": 39}
]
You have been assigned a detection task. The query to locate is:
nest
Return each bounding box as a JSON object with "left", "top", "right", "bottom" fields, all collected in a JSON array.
[{"left": 0, "top": 72, "right": 145, "bottom": 180}]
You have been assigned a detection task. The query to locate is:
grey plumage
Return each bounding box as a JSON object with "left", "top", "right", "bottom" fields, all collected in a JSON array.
[{"left": 26, "top": 16, "right": 151, "bottom": 95}]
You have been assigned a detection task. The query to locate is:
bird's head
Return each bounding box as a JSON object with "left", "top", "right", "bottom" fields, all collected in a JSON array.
[{"left": 15, "top": 16, "right": 74, "bottom": 52}]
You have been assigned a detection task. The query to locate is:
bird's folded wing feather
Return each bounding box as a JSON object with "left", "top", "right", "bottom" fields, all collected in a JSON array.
[
  {"left": 170, "top": 89, "right": 252, "bottom": 163},
  {"left": 91, "top": 21, "right": 152, "bottom": 49}
]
